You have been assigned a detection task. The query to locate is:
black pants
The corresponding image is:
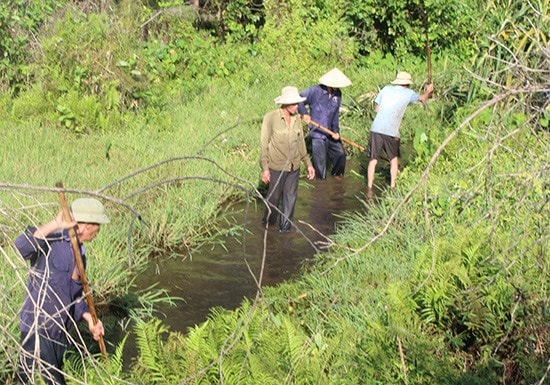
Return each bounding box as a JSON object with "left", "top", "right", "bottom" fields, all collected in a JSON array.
[
  {"left": 311, "top": 137, "right": 346, "bottom": 179},
  {"left": 19, "top": 330, "right": 68, "bottom": 385},
  {"left": 263, "top": 168, "right": 299, "bottom": 231}
]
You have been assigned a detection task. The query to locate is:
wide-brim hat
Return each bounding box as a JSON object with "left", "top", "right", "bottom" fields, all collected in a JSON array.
[
  {"left": 71, "top": 198, "right": 110, "bottom": 224},
  {"left": 391, "top": 71, "right": 413, "bottom": 85},
  {"left": 319, "top": 68, "right": 352, "bottom": 88},
  {"left": 274, "top": 86, "right": 306, "bottom": 105}
]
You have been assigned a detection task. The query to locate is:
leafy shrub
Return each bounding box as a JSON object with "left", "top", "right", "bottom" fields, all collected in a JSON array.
[
  {"left": 257, "top": 0, "right": 357, "bottom": 77},
  {"left": 343, "top": 0, "right": 481, "bottom": 59},
  {"left": 0, "top": 0, "right": 63, "bottom": 94},
  {"left": 194, "top": 0, "right": 265, "bottom": 44}
]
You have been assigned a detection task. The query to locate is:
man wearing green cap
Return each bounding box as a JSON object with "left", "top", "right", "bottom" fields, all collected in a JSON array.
[{"left": 15, "top": 198, "right": 109, "bottom": 385}]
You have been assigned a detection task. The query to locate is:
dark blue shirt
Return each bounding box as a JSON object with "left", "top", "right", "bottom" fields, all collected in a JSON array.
[
  {"left": 298, "top": 84, "right": 342, "bottom": 139},
  {"left": 15, "top": 227, "right": 89, "bottom": 339}
]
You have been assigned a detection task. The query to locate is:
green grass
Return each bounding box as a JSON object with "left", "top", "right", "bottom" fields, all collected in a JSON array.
[
  {"left": 0, "top": 0, "right": 548, "bottom": 383},
  {"left": 1, "top": 29, "right": 548, "bottom": 385}
]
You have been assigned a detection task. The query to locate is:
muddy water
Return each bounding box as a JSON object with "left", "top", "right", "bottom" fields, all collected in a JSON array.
[
  {"left": 117, "top": 159, "right": 370, "bottom": 364},
  {"left": 130, "top": 158, "right": 369, "bottom": 336}
]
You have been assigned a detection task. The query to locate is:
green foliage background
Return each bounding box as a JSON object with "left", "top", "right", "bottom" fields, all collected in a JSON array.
[{"left": 0, "top": 0, "right": 548, "bottom": 384}]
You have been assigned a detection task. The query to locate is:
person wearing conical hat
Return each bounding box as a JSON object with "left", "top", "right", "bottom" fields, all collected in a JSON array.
[
  {"left": 260, "top": 86, "right": 316, "bottom": 233},
  {"left": 366, "top": 71, "right": 434, "bottom": 200},
  {"left": 298, "top": 68, "right": 352, "bottom": 180},
  {"left": 15, "top": 198, "right": 109, "bottom": 384}
]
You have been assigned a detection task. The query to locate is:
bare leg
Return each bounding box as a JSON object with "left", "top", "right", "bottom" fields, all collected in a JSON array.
[
  {"left": 366, "top": 158, "right": 378, "bottom": 200},
  {"left": 389, "top": 157, "right": 399, "bottom": 188},
  {"left": 367, "top": 158, "right": 378, "bottom": 189}
]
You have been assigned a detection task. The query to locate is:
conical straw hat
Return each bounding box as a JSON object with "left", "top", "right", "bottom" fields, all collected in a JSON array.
[{"left": 318, "top": 68, "right": 352, "bottom": 88}]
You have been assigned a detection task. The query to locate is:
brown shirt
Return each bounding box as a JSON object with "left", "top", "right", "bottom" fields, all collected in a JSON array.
[{"left": 260, "top": 108, "right": 313, "bottom": 173}]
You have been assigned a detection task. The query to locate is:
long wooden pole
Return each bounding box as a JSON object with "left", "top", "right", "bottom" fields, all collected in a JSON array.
[
  {"left": 420, "top": 4, "right": 432, "bottom": 113},
  {"left": 55, "top": 182, "right": 107, "bottom": 358},
  {"left": 422, "top": 4, "right": 432, "bottom": 85},
  {"left": 305, "top": 119, "right": 366, "bottom": 152},
  {"left": 424, "top": 13, "right": 432, "bottom": 84}
]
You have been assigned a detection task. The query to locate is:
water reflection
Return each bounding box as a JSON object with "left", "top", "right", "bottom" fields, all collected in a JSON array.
[
  {"left": 114, "top": 160, "right": 368, "bottom": 365},
  {"left": 131, "top": 159, "right": 368, "bottom": 334}
]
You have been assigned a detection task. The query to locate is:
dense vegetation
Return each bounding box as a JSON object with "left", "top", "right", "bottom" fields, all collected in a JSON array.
[{"left": 0, "top": 0, "right": 548, "bottom": 384}]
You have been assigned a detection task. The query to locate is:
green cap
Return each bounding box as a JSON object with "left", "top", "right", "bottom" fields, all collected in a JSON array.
[{"left": 71, "top": 198, "right": 110, "bottom": 224}]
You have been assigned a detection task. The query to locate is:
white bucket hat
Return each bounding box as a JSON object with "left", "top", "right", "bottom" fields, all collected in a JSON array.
[
  {"left": 71, "top": 198, "right": 110, "bottom": 224},
  {"left": 274, "top": 86, "right": 306, "bottom": 105},
  {"left": 318, "top": 68, "right": 352, "bottom": 88},
  {"left": 391, "top": 71, "right": 413, "bottom": 85}
]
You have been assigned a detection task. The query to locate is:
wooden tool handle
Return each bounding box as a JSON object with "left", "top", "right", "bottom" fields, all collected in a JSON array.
[
  {"left": 308, "top": 119, "right": 366, "bottom": 152},
  {"left": 56, "top": 182, "right": 107, "bottom": 358}
]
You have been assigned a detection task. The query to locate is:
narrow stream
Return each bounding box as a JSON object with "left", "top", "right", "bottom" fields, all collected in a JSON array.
[
  {"left": 135, "top": 164, "right": 367, "bottom": 331},
  {"left": 120, "top": 156, "right": 371, "bottom": 362}
]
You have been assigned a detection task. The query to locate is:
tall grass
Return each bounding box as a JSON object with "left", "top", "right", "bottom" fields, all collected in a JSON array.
[
  {"left": 1, "top": 0, "right": 547, "bottom": 382},
  {"left": 0, "top": 62, "right": 368, "bottom": 382},
  {"left": 3, "top": 52, "right": 547, "bottom": 382}
]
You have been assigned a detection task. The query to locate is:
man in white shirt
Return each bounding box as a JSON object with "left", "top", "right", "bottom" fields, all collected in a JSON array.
[{"left": 367, "top": 71, "right": 434, "bottom": 199}]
